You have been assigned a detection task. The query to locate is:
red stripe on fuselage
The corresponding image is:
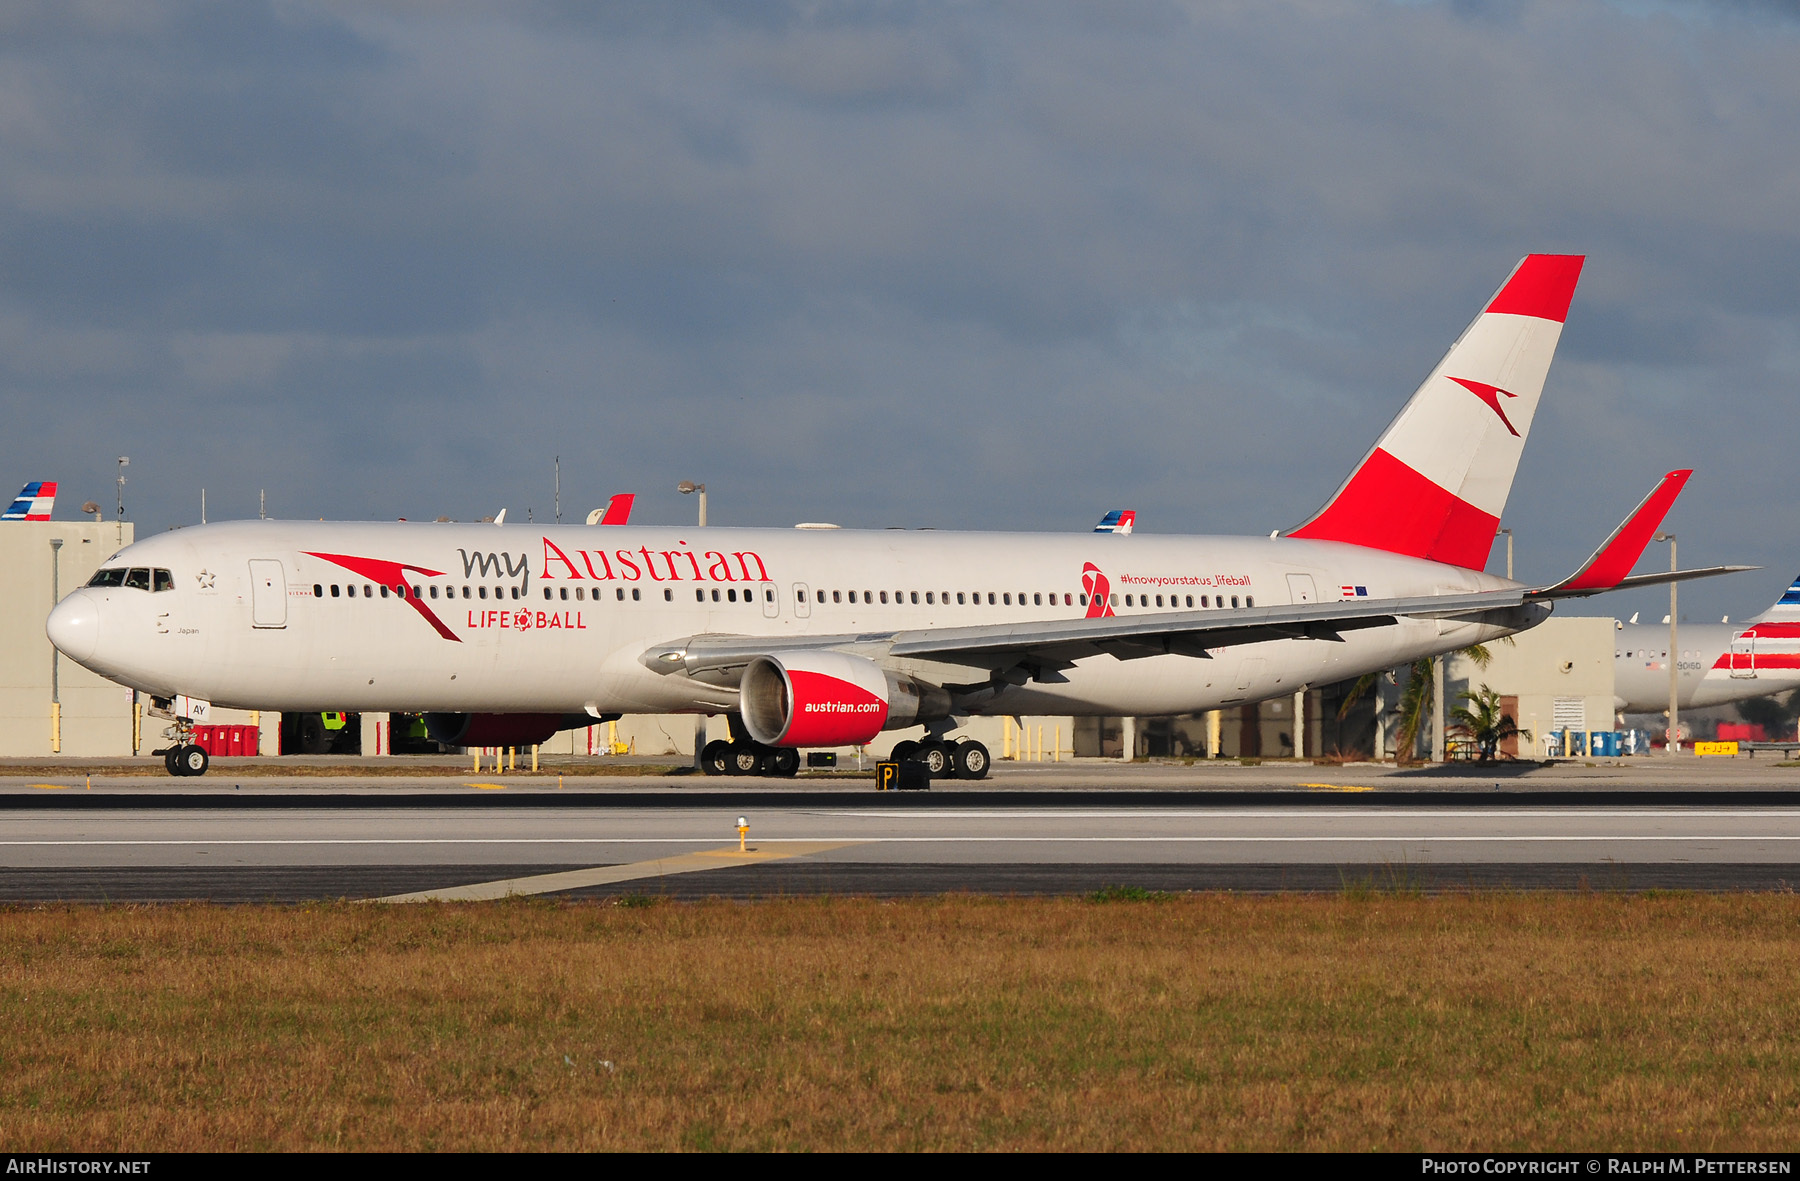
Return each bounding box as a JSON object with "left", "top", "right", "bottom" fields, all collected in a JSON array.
[{"left": 1287, "top": 448, "right": 1499, "bottom": 570}]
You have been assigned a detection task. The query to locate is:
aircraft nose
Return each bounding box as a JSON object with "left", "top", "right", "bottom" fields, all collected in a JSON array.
[{"left": 46, "top": 590, "right": 100, "bottom": 664}]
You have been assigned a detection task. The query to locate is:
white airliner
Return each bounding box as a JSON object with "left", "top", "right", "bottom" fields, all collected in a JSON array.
[
  {"left": 46, "top": 254, "right": 1746, "bottom": 777},
  {"left": 1614, "top": 576, "right": 1800, "bottom": 714}
]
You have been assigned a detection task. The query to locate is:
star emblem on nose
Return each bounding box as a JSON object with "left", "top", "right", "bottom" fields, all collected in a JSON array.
[{"left": 196, "top": 569, "right": 216, "bottom": 588}]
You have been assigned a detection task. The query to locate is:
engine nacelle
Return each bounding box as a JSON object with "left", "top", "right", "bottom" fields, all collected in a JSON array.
[
  {"left": 423, "top": 712, "right": 569, "bottom": 748},
  {"left": 740, "top": 651, "right": 949, "bottom": 748}
]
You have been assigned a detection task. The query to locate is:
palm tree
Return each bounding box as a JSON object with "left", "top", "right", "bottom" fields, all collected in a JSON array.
[
  {"left": 1337, "top": 645, "right": 1492, "bottom": 764},
  {"left": 1447, "top": 683, "right": 1530, "bottom": 761}
]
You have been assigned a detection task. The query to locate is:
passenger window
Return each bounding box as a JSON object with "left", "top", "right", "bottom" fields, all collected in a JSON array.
[
  {"left": 957, "top": 593, "right": 966, "bottom": 604},
  {"left": 1246, "top": 596, "right": 1254, "bottom": 608},
  {"left": 1034, "top": 593, "right": 1042, "bottom": 606},
  {"left": 864, "top": 591, "right": 873, "bottom": 604},
  {"left": 330, "top": 585, "right": 341, "bottom": 598},
  {"left": 478, "top": 587, "right": 487, "bottom": 599},
  {"left": 986, "top": 592, "right": 995, "bottom": 605},
  {"left": 155, "top": 570, "right": 175, "bottom": 592},
  {"left": 911, "top": 592, "right": 919, "bottom": 604},
  {"left": 1064, "top": 593, "right": 1072, "bottom": 606},
  {"left": 412, "top": 585, "right": 422, "bottom": 598},
  {"left": 727, "top": 589, "right": 737, "bottom": 602},
  {"left": 1002, "top": 593, "right": 1011, "bottom": 606},
  {"left": 880, "top": 591, "right": 889, "bottom": 604},
  {"left": 616, "top": 588, "right": 624, "bottom": 601},
  {"left": 1185, "top": 595, "right": 1193, "bottom": 608},
  {"left": 124, "top": 568, "right": 150, "bottom": 590},
  {"left": 1231, "top": 596, "right": 1239, "bottom": 608},
  {"left": 1110, "top": 594, "right": 1119, "bottom": 607},
  {"left": 1155, "top": 595, "right": 1163, "bottom": 607},
  {"left": 380, "top": 585, "right": 390, "bottom": 599},
  {"left": 766, "top": 589, "right": 774, "bottom": 602},
  {"left": 695, "top": 589, "right": 705, "bottom": 602},
  {"left": 926, "top": 592, "right": 935, "bottom": 604},
  {"left": 833, "top": 591, "right": 842, "bottom": 603},
  {"left": 797, "top": 589, "right": 807, "bottom": 603},
  {"left": 1078, "top": 594, "right": 1087, "bottom": 606},
  {"left": 631, "top": 588, "right": 640, "bottom": 601},
  {"left": 663, "top": 588, "right": 672, "bottom": 601},
  {"left": 575, "top": 587, "right": 584, "bottom": 601}
]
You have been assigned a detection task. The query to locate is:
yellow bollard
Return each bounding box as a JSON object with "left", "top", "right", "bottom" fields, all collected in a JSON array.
[
  {"left": 737, "top": 815, "right": 748, "bottom": 853},
  {"left": 1054, "top": 726, "right": 1061, "bottom": 763},
  {"left": 50, "top": 701, "right": 60, "bottom": 754},
  {"left": 473, "top": 749, "right": 480, "bottom": 774},
  {"left": 531, "top": 744, "right": 539, "bottom": 773},
  {"left": 508, "top": 747, "right": 516, "bottom": 772},
  {"left": 1036, "top": 724, "right": 1043, "bottom": 763}
]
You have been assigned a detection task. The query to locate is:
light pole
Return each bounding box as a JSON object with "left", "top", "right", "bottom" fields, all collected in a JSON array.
[
  {"left": 49, "top": 538, "right": 62, "bottom": 754},
  {"left": 678, "top": 481, "right": 707, "bottom": 527},
  {"left": 1497, "top": 527, "right": 1514, "bottom": 580},
  {"left": 115, "top": 456, "right": 128, "bottom": 545},
  {"left": 1655, "top": 532, "right": 1678, "bottom": 754},
  {"left": 678, "top": 481, "right": 709, "bottom": 767}
]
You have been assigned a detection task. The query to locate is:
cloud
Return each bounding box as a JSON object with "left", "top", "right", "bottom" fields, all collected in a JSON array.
[{"left": 2, "top": 0, "right": 1799, "bottom": 620}]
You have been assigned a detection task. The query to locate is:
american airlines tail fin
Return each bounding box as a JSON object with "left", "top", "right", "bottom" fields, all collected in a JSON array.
[
  {"left": 2, "top": 481, "right": 56, "bottom": 521},
  {"left": 1287, "top": 254, "right": 1585, "bottom": 570},
  {"left": 1093, "top": 509, "right": 1135, "bottom": 535},
  {"left": 1752, "top": 575, "right": 1800, "bottom": 623}
]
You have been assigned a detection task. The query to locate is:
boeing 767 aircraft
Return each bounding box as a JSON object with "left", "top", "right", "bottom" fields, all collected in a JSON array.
[{"left": 46, "top": 255, "right": 1746, "bottom": 777}]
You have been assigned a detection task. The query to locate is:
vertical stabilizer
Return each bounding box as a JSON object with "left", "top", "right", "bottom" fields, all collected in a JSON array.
[
  {"left": 2, "top": 481, "right": 56, "bottom": 521},
  {"left": 1287, "top": 255, "right": 1584, "bottom": 570},
  {"left": 1752, "top": 575, "right": 1800, "bottom": 624}
]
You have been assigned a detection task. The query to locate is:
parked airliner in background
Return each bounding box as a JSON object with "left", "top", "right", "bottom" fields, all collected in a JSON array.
[
  {"left": 46, "top": 254, "right": 1748, "bottom": 777},
  {"left": 1615, "top": 576, "right": 1800, "bottom": 714},
  {"left": 4, "top": 482, "right": 55, "bottom": 521}
]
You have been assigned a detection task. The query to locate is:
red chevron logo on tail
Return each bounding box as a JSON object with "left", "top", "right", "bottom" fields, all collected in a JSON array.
[{"left": 1447, "top": 376, "right": 1520, "bottom": 437}]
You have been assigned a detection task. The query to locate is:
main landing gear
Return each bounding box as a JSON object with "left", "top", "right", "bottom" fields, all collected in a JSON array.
[
  {"left": 701, "top": 740, "right": 800, "bottom": 778},
  {"left": 888, "top": 738, "right": 990, "bottom": 780},
  {"left": 161, "top": 743, "right": 210, "bottom": 777}
]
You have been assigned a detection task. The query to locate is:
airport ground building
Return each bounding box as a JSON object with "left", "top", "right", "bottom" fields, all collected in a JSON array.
[{"left": 0, "top": 519, "right": 1646, "bottom": 764}]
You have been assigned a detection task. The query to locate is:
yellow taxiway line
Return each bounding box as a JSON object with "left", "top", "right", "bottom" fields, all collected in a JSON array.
[{"left": 374, "top": 840, "right": 863, "bottom": 903}]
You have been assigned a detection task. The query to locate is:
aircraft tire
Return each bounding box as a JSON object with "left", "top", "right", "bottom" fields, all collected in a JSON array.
[
  {"left": 953, "top": 740, "right": 990, "bottom": 780},
  {"left": 701, "top": 740, "right": 733, "bottom": 776},
  {"left": 764, "top": 748, "right": 800, "bottom": 777},
  {"left": 163, "top": 748, "right": 182, "bottom": 776},
  {"left": 890, "top": 740, "right": 921, "bottom": 764},
  {"left": 918, "top": 742, "right": 953, "bottom": 777},
  {"left": 176, "top": 744, "right": 209, "bottom": 777},
  {"left": 728, "top": 743, "right": 763, "bottom": 776}
]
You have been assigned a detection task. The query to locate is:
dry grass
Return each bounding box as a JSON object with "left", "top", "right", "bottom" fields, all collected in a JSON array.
[{"left": 3, "top": 894, "right": 1800, "bottom": 1150}]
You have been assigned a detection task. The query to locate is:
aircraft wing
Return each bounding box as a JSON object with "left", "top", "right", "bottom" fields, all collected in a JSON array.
[
  {"left": 642, "top": 587, "right": 1531, "bottom": 686},
  {"left": 643, "top": 469, "right": 1752, "bottom": 689}
]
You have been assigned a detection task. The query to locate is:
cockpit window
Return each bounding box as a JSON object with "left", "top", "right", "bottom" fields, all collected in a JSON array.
[
  {"left": 87, "top": 568, "right": 126, "bottom": 588},
  {"left": 153, "top": 569, "right": 174, "bottom": 592},
  {"left": 123, "top": 568, "right": 151, "bottom": 590}
]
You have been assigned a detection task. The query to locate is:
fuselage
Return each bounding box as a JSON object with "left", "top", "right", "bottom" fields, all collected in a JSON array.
[
  {"left": 50, "top": 519, "right": 1532, "bottom": 724},
  {"left": 1614, "top": 620, "right": 1800, "bottom": 713}
]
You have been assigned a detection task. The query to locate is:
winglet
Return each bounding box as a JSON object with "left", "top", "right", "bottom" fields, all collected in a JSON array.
[{"left": 1540, "top": 470, "right": 1690, "bottom": 594}]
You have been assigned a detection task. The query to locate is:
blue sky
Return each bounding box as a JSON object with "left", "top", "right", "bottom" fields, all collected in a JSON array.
[{"left": 5, "top": 1, "right": 1798, "bottom": 622}]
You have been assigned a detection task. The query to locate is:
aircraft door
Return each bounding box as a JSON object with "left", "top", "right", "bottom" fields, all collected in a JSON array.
[
  {"left": 792, "top": 582, "right": 812, "bottom": 619},
  {"left": 1730, "top": 634, "right": 1756, "bottom": 679},
  {"left": 761, "top": 582, "right": 779, "bottom": 619},
  {"left": 248, "top": 560, "right": 287, "bottom": 629},
  {"left": 1286, "top": 574, "right": 1318, "bottom": 604}
]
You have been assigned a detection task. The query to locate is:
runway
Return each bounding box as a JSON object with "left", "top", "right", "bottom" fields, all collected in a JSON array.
[{"left": 5, "top": 791, "right": 1800, "bottom": 900}]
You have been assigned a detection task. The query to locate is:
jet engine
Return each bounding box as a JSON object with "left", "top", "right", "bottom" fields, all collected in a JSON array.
[
  {"left": 739, "top": 651, "right": 950, "bottom": 748},
  {"left": 423, "top": 712, "right": 578, "bottom": 748}
]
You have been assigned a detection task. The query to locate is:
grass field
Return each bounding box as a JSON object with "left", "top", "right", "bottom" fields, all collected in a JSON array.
[{"left": 3, "top": 893, "right": 1799, "bottom": 1151}]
